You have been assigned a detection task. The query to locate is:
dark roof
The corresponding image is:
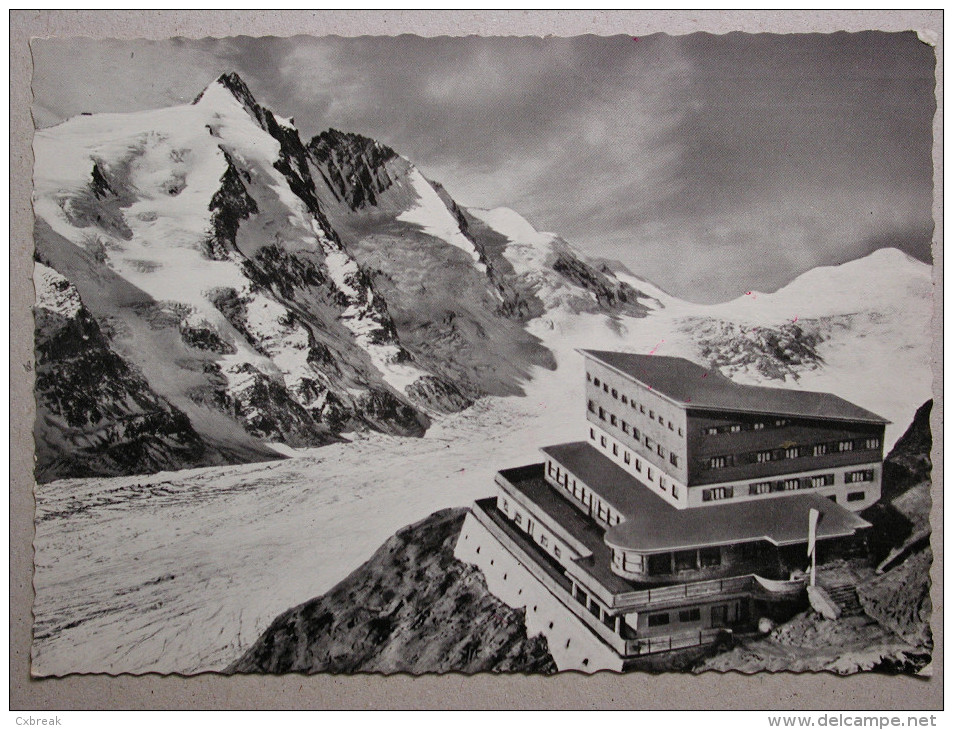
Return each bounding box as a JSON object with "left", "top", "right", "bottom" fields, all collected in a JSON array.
[
  {"left": 541, "top": 441, "right": 871, "bottom": 553},
  {"left": 579, "top": 350, "right": 888, "bottom": 424}
]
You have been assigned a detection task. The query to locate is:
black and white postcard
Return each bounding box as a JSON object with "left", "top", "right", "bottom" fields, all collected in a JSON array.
[{"left": 29, "top": 30, "right": 936, "bottom": 679}]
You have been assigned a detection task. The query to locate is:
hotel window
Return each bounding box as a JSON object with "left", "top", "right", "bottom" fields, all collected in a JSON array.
[
  {"left": 621, "top": 420, "right": 629, "bottom": 434},
  {"left": 640, "top": 405, "right": 646, "bottom": 414},
  {"left": 554, "top": 546, "right": 561, "bottom": 558},
  {"left": 668, "top": 421, "right": 674, "bottom": 431},
  {"left": 603, "top": 383, "right": 609, "bottom": 393},
  {"left": 600, "top": 436, "right": 607, "bottom": 447},
  {"left": 785, "top": 446, "right": 800, "bottom": 459},
  {"left": 586, "top": 372, "right": 592, "bottom": 382},
  {"left": 756, "top": 450, "right": 773, "bottom": 463},
  {"left": 502, "top": 499, "right": 508, "bottom": 512},
  {"left": 699, "top": 547, "right": 721, "bottom": 568},
  {"left": 598, "top": 503, "right": 607, "bottom": 520},
  {"left": 598, "top": 407, "right": 606, "bottom": 420},
  {"left": 514, "top": 512, "right": 522, "bottom": 525},
  {"left": 659, "top": 476, "right": 667, "bottom": 490},
  {"left": 645, "top": 436, "right": 654, "bottom": 449},
  {"left": 658, "top": 415, "right": 665, "bottom": 425},
  {"left": 548, "top": 462, "right": 555, "bottom": 477},
  {"left": 540, "top": 535, "right": 548, "bottom": 547},
  {"left": 708, "top": 456, "right": 729, "bottom": 469},
  {"left": 669, "top": 453, "right": 679, "bottom": 467},
  {"left": 589, "top": 428, "right": 595, "bottom": 440},
  {"left": 572, "top": 481, "right": 579, "bottom": 497},
  {"left": 635, "top": 459, "right": 642, "bottom": 472},
  {"left": 678, "top": 427, "right": 683, "bottom": 436},
  {"left": 838, "top": 440, "right": 855, "bottom": 452},
  {"left": 649, "top": 410, "right": 655, "bottom": 420},
  {"left": 657, "top": 444, "right": 666, "bottom": 458},
  {"left": 671, "top": 484, "right": 679, "bottom": 498},
  {"left": 611, "top": 388, "right": 618, "bottom": 399},
  {"left": 679, "top": 608, "right": 702, "bottom": 623},
  {"left": 610, "top": 414, "right": 618, "bottom": 426},
  {"left": 775, "top": 419, "right": 790, "bottom": 427},
  {"left": 753, "top": 422, "right": 765, "bottom": 431},
  {"left": 847, "top": 491, "right": 866, "bottom": 503},
  {"left": 749, "top": 481, "right": 771, "bottom": 495},
  {"left": 647, "top": 553, "right": 672, "bottom": 576},
  {"left": 865, "top": 438, "right": 881, "bottom": 450},
  {"left": 593, "top": 377, "right": 600, "bottom": 387},
  {"left": 729, "top": 424, "right": 742, "bottom": 433},
  {"left": 621, "top": 395, "right": 628, "bottom": 404},
  {"left": 623, "top": 451, "right": 631, "bottom": 465},
  {"left": 703, "top": 486, "right": 733, "bottom": 502},
  {"left": 587, "top": 399, "right": 595, "bottom": 413},
  {"left": 811, "top": 474, "right": 835, "bottom": 488},
  {"left": 647, "top": 612, "right": 671, "bottom": 627},
  {"left": 674, "top": 550, "right": 696, "bottom": 572},
  {"left": 846, "top": 469, "right": 875, "bottom": 483},
  {"left": 612, "top": 443, "right": 619, "bottom": 456},
  {"left": 813, "top": 443, "right": 828, "bottom": 456},
  {"left": 647, "top": 467, "right": 654, "bottom": 481},
  {"left": 781, "top": 478, "right": 801, "bottom": 491},
  {"left": 633, "top": 427, "right": 641, "bottom": 440},
  {"left": 704, "top": 426, "right": 719, "bottom": 435}
]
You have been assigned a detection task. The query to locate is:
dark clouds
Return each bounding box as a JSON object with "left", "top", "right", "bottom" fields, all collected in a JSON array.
[{"left": 32, "top": 32, "right": 935, "bottom": 303}]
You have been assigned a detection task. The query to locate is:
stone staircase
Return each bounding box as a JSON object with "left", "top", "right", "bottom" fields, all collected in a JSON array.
[{"left": 817, "top": 582, "right": 865, "bottom": 617}]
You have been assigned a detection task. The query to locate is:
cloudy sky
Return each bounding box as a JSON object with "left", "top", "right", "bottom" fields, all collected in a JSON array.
[{"left": 32, "top": 32, "right": 935, "bottom": 303}]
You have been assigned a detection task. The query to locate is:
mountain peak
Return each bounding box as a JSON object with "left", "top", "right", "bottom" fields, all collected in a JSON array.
[{"left": 192, "top": 71, "right": 264, "bottom": 119}]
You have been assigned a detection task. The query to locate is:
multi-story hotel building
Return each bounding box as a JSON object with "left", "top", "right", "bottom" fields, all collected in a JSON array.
[{"left": 455, "top": 350, "right": 887, "bottom": 671}]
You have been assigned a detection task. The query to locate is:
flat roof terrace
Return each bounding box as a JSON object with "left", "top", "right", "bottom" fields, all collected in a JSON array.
[
  {"left": 541, "top": 442, "right": 871, "bottom": 554},
  {"left": 496, "top": 464, "right": 635, "bottom": 595}
]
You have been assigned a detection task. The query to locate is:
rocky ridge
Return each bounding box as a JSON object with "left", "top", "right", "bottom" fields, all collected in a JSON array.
[{"left": 229, "top": 508, "right": 556, "bottom": 675}]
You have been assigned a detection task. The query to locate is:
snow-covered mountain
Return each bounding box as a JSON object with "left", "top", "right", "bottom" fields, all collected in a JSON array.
[{"left": 32, "top": 72, "right": 652, "bottom": 481}]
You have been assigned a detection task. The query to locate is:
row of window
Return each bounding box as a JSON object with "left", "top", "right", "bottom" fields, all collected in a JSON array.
[
  {"left": 502, "top": 497, "right": 563, "bottom": 559},
  {"left": 647, "top": 602, "right": 739, "bottom": 628},
  {"left": 573, "top": 585, "right": 617, "bottom": 632},
  {"left": 704, "top": 438, "right": 881, "bottom": 471},
  {"left": 587, "top": 374, "right": 684, "bottom": 436},
  {"left": 590, "top": 429, "right": 680, "bottom": 499},
  {"left": 547, "top": 460, "right": 623, "bottom": 526},
  {"left": 701, "top": 419, "right": 792, "bottom": 435},
  {"left": 618, "top": 546, "right": 721, "bottom": 575},
  {"left": 702, "top": 471, "right": 873, "bottom": 502},
  {"left": 590, "top": 403, "right": 681, "bottom": 467}
]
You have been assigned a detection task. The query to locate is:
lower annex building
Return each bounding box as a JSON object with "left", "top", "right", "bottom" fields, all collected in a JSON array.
[{"left": 455, "top": 350, "right": 888, "bottom": 671}]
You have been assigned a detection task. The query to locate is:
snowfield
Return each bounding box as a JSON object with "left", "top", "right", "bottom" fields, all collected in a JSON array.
[{"left": 32, "top": 246, "right": 934, "bottom": 675}]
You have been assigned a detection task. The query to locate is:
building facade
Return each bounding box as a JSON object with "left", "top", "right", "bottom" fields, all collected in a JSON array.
[{"left": 455, "top": 350, "right": 887, "bottom": 669}]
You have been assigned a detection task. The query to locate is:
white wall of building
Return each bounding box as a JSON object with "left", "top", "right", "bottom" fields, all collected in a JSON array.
[{"left": 454, "top": 511, "right": 624, "bottom": 674}]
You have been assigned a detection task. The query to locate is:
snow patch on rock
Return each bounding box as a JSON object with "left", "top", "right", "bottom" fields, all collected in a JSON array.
[{"left": 398, "top": 167, "right": 487, "bottom": 273}]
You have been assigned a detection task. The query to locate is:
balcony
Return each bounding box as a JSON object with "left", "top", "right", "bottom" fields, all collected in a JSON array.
[{"left": 625, "top": 628, "right": 730, "bottom": 656}]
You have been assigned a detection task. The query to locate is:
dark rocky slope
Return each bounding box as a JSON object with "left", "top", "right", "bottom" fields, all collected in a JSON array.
[
  {"left": 229, "top": 508, "right": 556, "bottom": 675},
  {"left": 34, "top": 263, "right": 217, "bottom": 482}
]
